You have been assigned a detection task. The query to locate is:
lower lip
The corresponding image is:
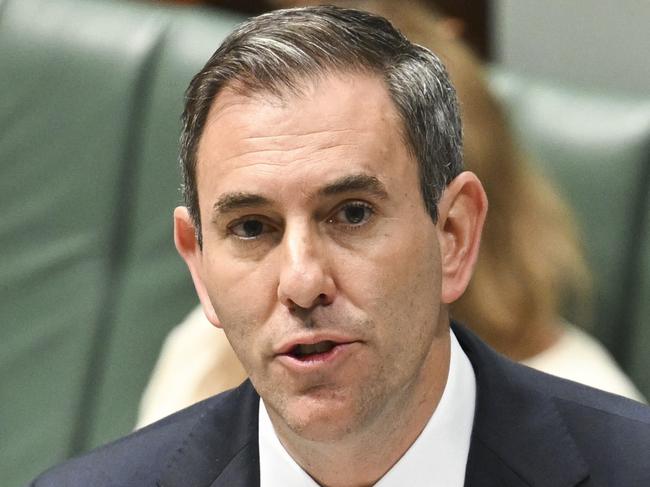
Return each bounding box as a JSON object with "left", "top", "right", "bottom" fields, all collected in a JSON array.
[{"left": 276, "top": 342, "right": 358, "bottom": 371}]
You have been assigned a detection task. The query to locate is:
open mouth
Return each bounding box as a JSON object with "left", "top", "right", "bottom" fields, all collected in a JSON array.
[{"left": 288, "top": 340, "right": 338, "bottom": 361}]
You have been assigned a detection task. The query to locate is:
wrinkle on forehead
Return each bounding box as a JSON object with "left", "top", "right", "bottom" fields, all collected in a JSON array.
[
  {"left": 242, "top": 127, "right": 356, "bottom": 142},
  {"left": 201, "top": 114, "right": 376, "bottom": 173},
  {"left": 219, "top": 140, "right": 360, "bottom": 168},
  {"left": 199, "top": 102, "right": 373, "bottom": 171}
]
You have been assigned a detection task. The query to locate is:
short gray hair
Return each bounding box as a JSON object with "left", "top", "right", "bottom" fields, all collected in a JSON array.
[{"left": 180, "top": 5, "right": 463, "bottom": 246}]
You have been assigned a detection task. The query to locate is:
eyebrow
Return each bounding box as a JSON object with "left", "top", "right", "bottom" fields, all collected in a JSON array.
[
  {"left": 319, "top": 174, "right": 389, "bottom": 199},
  {"left": 211, "top": 174, "right": 388, "bottom": 217},
  {"left": 212, "top": 193, "right": 270, "bottom": 216}
]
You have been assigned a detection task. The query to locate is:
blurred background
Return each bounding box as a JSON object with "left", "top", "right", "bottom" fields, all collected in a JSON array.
[{"left": 1, "top": 0, "right": 648, "bottom": 485}]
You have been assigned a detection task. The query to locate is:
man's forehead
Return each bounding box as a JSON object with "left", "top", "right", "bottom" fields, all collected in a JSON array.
[
  {"left": 196, "top": 70, "right": 410, "bottom": 176},
  {"left": 203, "top": 69, "right": 398, "bottom": 129},
  {"left": 194, "top": 70, "right": 419, "bottom": 214}
]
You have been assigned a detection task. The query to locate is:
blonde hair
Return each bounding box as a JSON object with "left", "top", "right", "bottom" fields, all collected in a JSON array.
[{"left": 273, "top": 0, "right": 591, "bottom": 357}]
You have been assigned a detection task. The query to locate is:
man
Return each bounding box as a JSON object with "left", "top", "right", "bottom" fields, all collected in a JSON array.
[{"left": 31, "top": 6, "right": 650, "bottom": 486}]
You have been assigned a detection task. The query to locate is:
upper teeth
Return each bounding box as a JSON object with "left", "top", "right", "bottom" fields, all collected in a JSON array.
[{"left": 293, "top": 341, "right": 336, "bottom": 356}]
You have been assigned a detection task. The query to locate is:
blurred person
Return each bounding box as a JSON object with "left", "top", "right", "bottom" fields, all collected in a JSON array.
[
  {"left": 137, "top": 0, "right": 643, "bottom": 428},
  {"left": 30, "top": 7, "right": 650, "bottom": 485}
]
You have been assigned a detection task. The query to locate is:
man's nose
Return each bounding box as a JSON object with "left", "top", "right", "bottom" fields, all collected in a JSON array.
[{"left": 277, "top": 227, "right": 336, "bottom": 311}]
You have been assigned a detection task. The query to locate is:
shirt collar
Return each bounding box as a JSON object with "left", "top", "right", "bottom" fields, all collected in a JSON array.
[{"left": 258, "top": 329, "right": 476, "bottom": 487}]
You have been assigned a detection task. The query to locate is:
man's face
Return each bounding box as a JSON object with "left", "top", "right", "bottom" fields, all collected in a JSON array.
[{"left": 186, "top": 73, "right": 451, "bottom": 441}]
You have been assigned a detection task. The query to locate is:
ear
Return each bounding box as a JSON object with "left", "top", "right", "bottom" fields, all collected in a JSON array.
[
  {"left": 435, "top": 171, "right": 487, "bottom": 304},
  {"left": 173, "top": 206, "right": 223, "bottom": 328}
]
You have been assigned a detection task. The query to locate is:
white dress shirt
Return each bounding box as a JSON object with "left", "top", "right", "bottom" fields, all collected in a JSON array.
[{"left": 259, "top": 329, "right": 477, "bottom": 486}]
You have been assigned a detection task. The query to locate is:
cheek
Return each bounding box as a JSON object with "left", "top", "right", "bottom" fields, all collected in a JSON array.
[
  {"left": 201, "top": 250, "right": 277, "bottom": 331},
  {"left": 202, "top": 260, "right": 272, "bottom": 376},
  {"left": 339, "top": 228, "right": 443, "bottom": 369},
  {"left": 341, "top": 229, "right": 441, "bottom": 312}
]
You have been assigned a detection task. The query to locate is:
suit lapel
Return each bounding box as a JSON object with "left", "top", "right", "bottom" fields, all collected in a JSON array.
[
  {"left": 158, "top": 381, "right": 261, "bottom": 487},
  {"left": 453, "top": 323, "right": 590, "bottom": 487},
  {"left": 207, "top": 440, "right": 259, "bottom": 487}
]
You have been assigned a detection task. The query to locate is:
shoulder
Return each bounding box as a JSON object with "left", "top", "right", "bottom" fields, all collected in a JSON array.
[
  {"left": 521, "top": 322, "right": 645, "bottom": 401},
  {"left": 454, "top": 322, "right": 650, "bottom": 485},
  {"left": 500, "top": 327, "right": 650, "bottom": 427},
  {"left": 29, "top": 382, "right": 258, "bottom": 487},
  {"left": 455, "top": 321, "right": 649, "bottom": 420},
  {"left": 486, "top": 327, "right": 650, "bottom": 432},
  {"left": 514, "top": 351, "right": 650, "bottom": 482},
  {"left": 520, "top": 354, "right": 650, "bottom": 444}
]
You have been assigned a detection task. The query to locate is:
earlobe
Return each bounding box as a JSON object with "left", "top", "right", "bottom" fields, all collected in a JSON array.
[
  {"left": 173, "top": 206, "right": 223, "bottom": 328},
  {"left": 436, "top": 172, "right": 488, "bottom": 304}
]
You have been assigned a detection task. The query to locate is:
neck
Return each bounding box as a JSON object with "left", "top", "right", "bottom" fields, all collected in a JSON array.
[{"left": 266, "top": 331, "right": 451, "bottom": 487}]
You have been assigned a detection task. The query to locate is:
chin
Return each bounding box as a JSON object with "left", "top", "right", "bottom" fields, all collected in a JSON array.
[{"left": 277, "top": 388, "right": 377, "bottom": 442}]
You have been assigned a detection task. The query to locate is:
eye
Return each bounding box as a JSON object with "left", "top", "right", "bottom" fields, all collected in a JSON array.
[
  {"left": 328, "top": 201, "right": 374, "bottom": 227},
  {"left": 228, "top": 218, "right": 273, "bottom": 239}
]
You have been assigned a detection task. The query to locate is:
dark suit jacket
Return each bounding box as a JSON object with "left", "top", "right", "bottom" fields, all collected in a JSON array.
[{"left": 30, "top": 323, "right": 650, "bottom": 486}]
